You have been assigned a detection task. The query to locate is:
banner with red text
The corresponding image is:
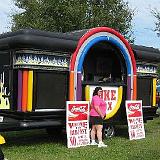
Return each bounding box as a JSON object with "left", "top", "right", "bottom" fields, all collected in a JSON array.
[
  {"left": 66, "top": 101, "right": 90, "bottom": 148},
  {"left": 125, "top": 100, "right": 145, "bottom": 140}
]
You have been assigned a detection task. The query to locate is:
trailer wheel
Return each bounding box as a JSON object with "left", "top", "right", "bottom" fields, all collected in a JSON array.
[{"left": 103, "top": 126, "right": 115, "bottom": 138}]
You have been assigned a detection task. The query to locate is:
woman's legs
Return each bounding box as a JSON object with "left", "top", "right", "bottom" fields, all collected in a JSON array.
[
  {"left": 95, "top": 124, "right": 103, "bottom": 142},
  {"left": 91, "top": 125, "right": 96, "bottom": 141},
  {"left": 96, "top": 124, "right": 107, "bottom": 147},
  {"left": 90, "top": 125, "right": 98, "bottom": 145}
]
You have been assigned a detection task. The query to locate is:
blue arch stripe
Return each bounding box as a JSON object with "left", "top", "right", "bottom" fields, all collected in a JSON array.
[
  {"left": 77, "top": 36, "right": 131, "bottom": 75},
  {"left": 109, "top": 37, "right": 131, "bottom": 74}
]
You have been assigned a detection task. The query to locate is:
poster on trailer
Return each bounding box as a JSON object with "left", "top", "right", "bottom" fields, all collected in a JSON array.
[
  {"left": 66, "top": 101, "right": 90, "bottom": 148},
  {"left": 125, "top": 100, "right": 145, "bottom": 140}
]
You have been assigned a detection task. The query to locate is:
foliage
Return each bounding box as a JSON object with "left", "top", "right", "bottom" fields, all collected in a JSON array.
[
  {"left": 152, "top": 8, "right": 160, "bottom": 37},
  {"left": 11, "top": 0, "right": 134, "bottom": 41}
]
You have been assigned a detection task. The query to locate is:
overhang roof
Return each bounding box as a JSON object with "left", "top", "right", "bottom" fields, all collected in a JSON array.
[{"left": 0, "top": 28, "right": 160, "bottom": 63}]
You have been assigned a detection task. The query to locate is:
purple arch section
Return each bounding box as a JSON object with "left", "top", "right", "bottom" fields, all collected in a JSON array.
[
  {"left": 77, "top": 73, "right": 82, "bottom": 100},
  {"left": 17, "top": 70, "right": 23, "bottom": 111}
]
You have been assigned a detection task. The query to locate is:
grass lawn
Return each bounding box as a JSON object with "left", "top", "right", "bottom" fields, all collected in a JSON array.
[{"left": 1, "top": 111, "right": 160, "bottom": 160}]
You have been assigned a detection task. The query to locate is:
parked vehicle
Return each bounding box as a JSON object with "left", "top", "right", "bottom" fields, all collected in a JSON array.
[{"left": 0, "top": 27, "right": 159, "bottom": 136}]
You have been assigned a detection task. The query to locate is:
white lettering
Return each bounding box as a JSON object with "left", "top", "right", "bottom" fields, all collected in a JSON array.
[
  {"left": 71, "top": 106, "right": 86, "bottom": 113},
  {"left": 129, "top": 104, "right": 140, "bottom": 111}
]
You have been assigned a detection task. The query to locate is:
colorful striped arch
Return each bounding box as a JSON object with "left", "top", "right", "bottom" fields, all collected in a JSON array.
[{"left": 69, "top": 27, "right": 137, "bottom": 101}]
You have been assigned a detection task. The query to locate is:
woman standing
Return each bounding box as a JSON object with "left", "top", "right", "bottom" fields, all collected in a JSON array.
[{"left": 90, "top": 87, "right": 107, "bottom": 147}]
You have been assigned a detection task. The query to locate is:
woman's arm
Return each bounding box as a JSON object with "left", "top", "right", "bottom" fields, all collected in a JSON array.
[{"left": 94, "top": 105, "right": 104, "bottom": 118}]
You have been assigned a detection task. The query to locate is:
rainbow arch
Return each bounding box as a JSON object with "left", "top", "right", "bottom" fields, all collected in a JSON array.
[{"left": 69, "top": 27, "right": 137, "bottom": 101}]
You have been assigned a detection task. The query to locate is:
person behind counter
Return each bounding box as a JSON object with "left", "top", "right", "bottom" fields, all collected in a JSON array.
[{"left": 90, "top": 87, "right": 107, "bottom": 148}]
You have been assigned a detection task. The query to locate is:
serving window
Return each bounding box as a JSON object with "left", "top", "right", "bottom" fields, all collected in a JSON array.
[{"left": 82, "top": 43, "right": 126, "bottom": 84}]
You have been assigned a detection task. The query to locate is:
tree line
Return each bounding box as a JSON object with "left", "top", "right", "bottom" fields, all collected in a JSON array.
[{"left": 11, "top": 0, "right": 134, "bottom": 42}]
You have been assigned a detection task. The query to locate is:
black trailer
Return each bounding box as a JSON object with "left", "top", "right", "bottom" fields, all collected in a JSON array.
[{"left": 0, "top": 27, "right": 159, "bottom": 134}]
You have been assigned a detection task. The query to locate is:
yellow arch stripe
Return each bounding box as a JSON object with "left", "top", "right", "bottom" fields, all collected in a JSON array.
[
  {"left": 27, "top": 70, "right": 33, "bottom": 112},
  {"left": 152, "top": 78, "right": 157, "bottom": 107},
  {"left": 85, "top": 85, "right": 90, "bottom": 101},
  {"left": 104, "top": 86, "right": 123, "bottom": 120}
]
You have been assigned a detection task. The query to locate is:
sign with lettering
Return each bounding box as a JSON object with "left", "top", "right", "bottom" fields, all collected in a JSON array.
[
  {"left": 125, "top": 100, "right": 145, "bottom": 140},
  {"left": 66, "top": 101, "right": 90, "bottom": 148},
  {"left": 89, "top": 86, "right": 119, "bottom": 116}
]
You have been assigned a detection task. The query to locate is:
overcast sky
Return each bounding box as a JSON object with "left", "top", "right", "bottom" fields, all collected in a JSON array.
[{"left": 0, "top": 0, "right": 160, "bottom": 48}]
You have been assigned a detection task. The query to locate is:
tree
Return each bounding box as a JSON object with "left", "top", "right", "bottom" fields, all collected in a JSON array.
[
  {"left": 152, "top": 9, "right": 160, "bottom": 37},
  {"left": 152, "top": 9, "right": 160, "bottom": 78},
  {"left": 11, "top": 0, "right": 134, "bottom": 41}
]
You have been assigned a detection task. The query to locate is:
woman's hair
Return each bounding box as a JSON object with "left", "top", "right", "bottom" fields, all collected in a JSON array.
[{"left": 93, "top": 87, "right": 102, "bottom": 96}]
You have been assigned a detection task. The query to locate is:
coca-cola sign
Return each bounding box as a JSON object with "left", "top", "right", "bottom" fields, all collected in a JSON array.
[
  {"left": 68, "top": 103, "right": 89, "bottom": 121},
  {"left": 70, "top": 105, "right": 86, "bottom": 113},
  {"left": 125, "top": 100, "right": 145, "bottom": 140},
  {"left": 128, "top": 103, "right": 141, "bottom": 111},
  {"left": 127, "top": 102, "right": 142, "bottom": 118},
  {"left": 66, "top": 101, "right": 90, "bottom": 148}
]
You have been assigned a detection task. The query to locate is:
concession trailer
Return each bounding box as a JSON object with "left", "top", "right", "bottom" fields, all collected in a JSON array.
[{"left": 0, "top": 27, "right": 159, "bottom": 135}]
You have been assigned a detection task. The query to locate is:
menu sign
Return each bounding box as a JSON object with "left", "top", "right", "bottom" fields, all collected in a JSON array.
[
  {"left": 66, "top": 101, "right": 90, "bottom": 148},
  {"left": 125, "top": 100, "right": 145, "bottom": 140}
]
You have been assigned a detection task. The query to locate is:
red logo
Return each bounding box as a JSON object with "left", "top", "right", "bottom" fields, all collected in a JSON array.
[
  {"left": 68, "top": 104, "right": 88, "bottom": 121},
  {"left": 127, "top": 103, "right": 142, "bottom": 118}
]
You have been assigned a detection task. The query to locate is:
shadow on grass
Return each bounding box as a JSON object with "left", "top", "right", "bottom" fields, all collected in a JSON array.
[
  {"left": 3, "top": 126, "right": 130, "bottom": 148},
  {"left": 114, "top": 125, "right": 129, "bottom": 139},
  {"left": 2, "top": 129, "right": 67, "bottom": 147}
]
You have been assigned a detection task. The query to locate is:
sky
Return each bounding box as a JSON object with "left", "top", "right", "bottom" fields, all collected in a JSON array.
[
  {"left": 0, "top": 0, "right": 160, "bottom": 49},
  {"left": 124, "top": 0, "right": 160, "bottom": 49}
]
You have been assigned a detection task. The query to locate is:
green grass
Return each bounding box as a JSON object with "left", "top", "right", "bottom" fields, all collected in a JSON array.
[{"left": 1, "top": 113, "right": 160, "bottom": 160}]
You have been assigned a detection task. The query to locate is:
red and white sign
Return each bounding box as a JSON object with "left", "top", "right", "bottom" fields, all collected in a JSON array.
[
  {"left": 66, "top": 101, "right": 90, "bottom": 148},
  {"left": 125, "top": 100, "right": 145, "bottom": 140}
]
